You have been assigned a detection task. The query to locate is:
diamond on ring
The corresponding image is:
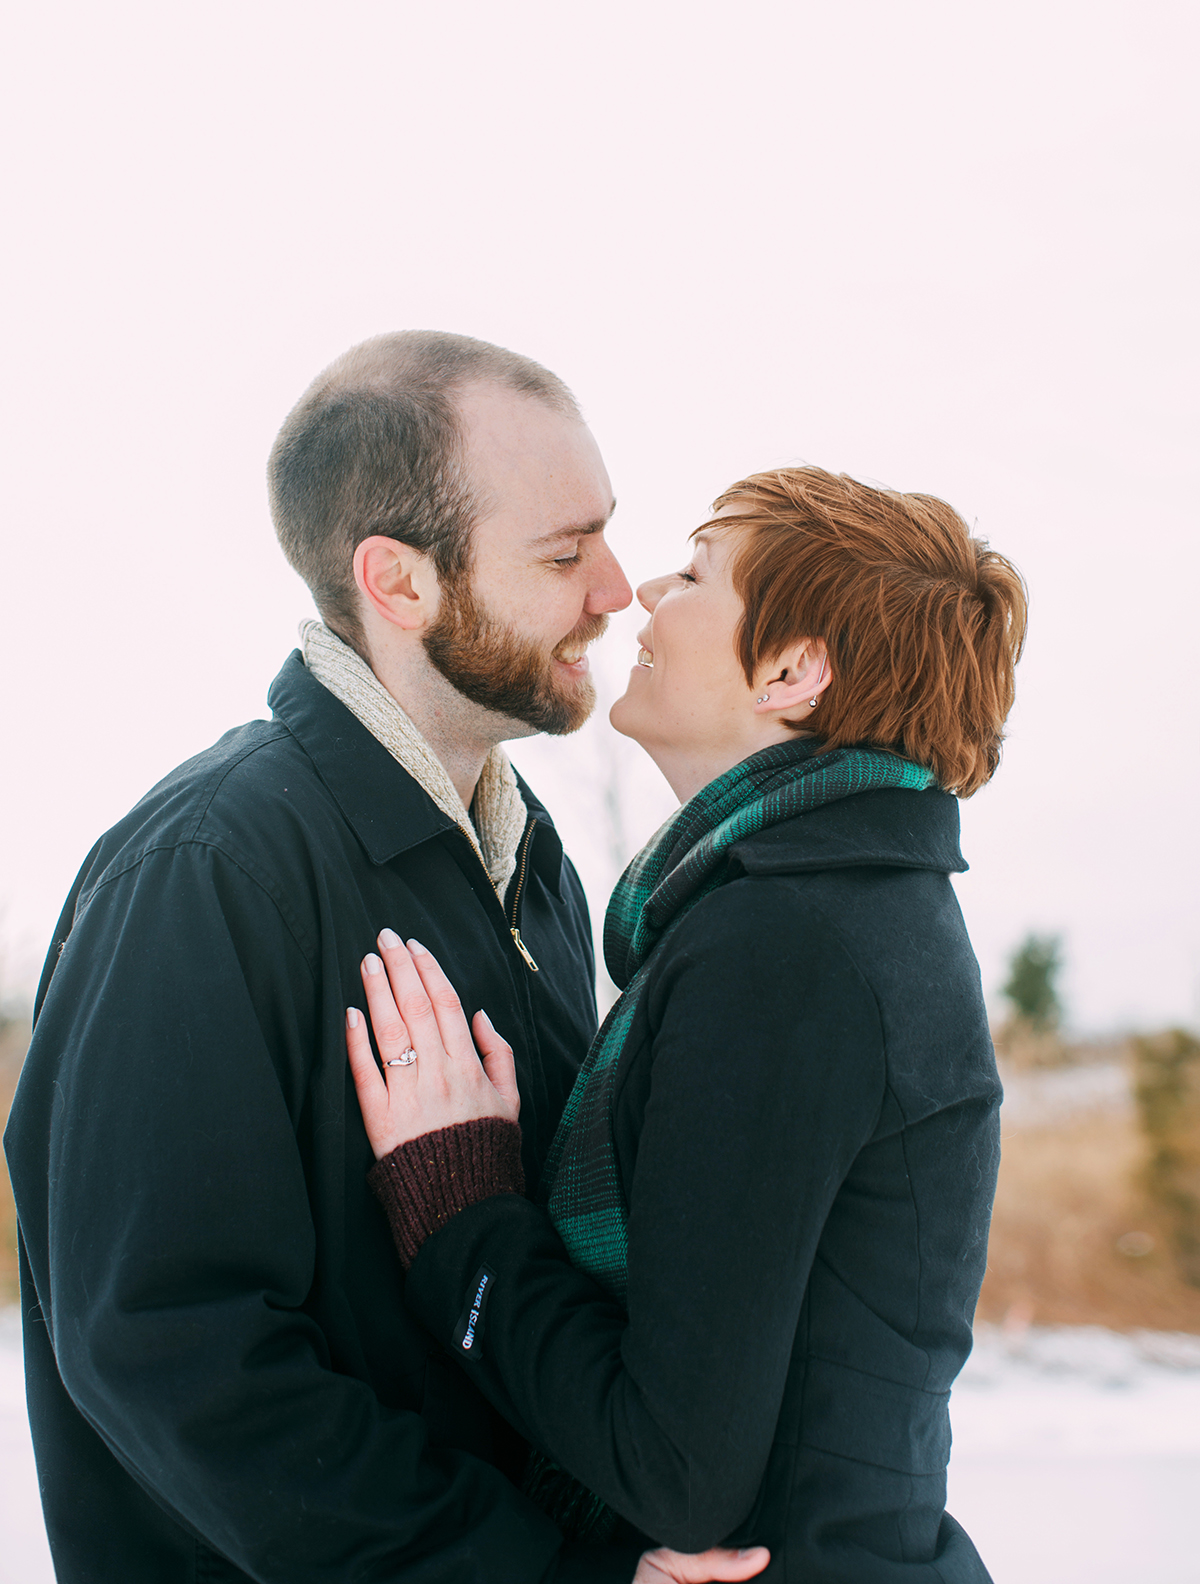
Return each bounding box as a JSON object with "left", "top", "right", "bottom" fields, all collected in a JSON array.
[{"left": 384, "top": 1049, "right": 417, "bottom": 1067}]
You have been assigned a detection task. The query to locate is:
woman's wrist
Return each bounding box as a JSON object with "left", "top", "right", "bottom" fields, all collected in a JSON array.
[{"left": 368, "top": 1117, "right": 525, "bottom": 1269}]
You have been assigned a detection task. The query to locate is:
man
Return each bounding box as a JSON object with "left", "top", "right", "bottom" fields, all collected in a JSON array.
[{"left": 5, "top": 333, "right": 767, "bottom": 1584}]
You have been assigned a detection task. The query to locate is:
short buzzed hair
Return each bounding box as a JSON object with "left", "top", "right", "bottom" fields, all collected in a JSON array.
[{"left": 267, "top": 331, "right": 580, "bottom": 654}]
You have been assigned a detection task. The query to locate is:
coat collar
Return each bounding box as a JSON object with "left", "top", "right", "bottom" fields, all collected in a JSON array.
[
  {"left": 727, "top": 783, "right": 968, "bottom": 877},
  {"left": 268, "top": 652, "right": 564, "bottom": 893}
]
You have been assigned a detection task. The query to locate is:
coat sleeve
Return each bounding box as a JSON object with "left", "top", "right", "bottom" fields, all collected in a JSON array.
[
  {"left": 7, "top": 841, "right": 635, "bottom": 1584},
  {"left": 403, "top": 879, "right": 888, "bottom": 1552}
]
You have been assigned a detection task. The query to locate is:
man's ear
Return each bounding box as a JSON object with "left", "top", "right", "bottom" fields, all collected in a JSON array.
[
  {"left": 354, "top": 536, "right": 441, "bottom": 632},
  {"left": 753, "top": 639, "right": 831, "bottom": 716}
]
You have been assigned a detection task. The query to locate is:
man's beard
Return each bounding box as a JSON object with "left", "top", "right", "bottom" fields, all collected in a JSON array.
[{"left": 423, "top": 576, "right": 607, "bottom": 736}]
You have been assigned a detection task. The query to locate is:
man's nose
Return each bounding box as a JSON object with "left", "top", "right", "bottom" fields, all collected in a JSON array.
[{"left": 585, "top": 540, "right": 633, "bottom": 615}]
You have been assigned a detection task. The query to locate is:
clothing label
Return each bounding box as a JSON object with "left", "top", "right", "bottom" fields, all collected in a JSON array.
[{"left": 452, "top": 1264, "right": 497, "bottom": 1356}]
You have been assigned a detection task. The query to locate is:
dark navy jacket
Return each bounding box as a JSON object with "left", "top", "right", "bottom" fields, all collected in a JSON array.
[
  {"left": 5, "top": 654, "right": 638, "bottom": 1583},
  {"left": 404, "top": 784, "right": 1000, "bottom": 1582}
]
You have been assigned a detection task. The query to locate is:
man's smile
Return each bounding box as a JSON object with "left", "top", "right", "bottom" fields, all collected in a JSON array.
[
  {"left": 550, "top": 613, "right": 609, "bottom": 679},
  {"left": 554, "top": 646, "right": 590, "bottom": 672}
]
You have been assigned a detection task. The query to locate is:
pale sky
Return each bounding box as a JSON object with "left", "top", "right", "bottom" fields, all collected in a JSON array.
[{"left": 2, "top": 0, "right": 1196, "bottom": 1031}]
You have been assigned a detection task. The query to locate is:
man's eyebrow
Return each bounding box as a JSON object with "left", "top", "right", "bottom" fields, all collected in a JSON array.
[{"left": 529, "top": 499, "right": 617, "bottom": 548}]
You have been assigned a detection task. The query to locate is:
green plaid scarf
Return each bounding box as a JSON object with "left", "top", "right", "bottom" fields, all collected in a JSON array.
[{"left": 524, "top": 739, "right": 935, "bottom": 1538}]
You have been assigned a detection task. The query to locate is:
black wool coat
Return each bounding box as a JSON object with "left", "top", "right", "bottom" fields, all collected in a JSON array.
[
  {"left": 4, "top": 655, "right": 641, "bottom": 1584},
  {"left": 404, "top": 783, "right": 1001, "bottom": 1583}
]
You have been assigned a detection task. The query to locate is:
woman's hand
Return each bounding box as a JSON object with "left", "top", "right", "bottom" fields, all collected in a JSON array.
[
  {"left": 633, "top": 1546, "right": 770, "bottom": 1583},
  {"left": 346, "top": 930, "right": 520, "bottom": 1162}
]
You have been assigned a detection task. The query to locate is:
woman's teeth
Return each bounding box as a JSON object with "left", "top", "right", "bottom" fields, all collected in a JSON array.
[{"left": 637, "top": 647, "right": 654, "bottom": 669}]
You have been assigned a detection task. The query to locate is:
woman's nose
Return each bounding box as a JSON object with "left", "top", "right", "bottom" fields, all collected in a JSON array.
[{"left": 637, "top": 575, "right": 666, "bottom": 613}]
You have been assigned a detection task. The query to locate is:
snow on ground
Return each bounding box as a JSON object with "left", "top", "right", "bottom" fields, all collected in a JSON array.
[
  {"left": 0, "top": 1310, "right": 52, "bottom": 1583},
  {"left": 2, "top": 1310, "right": 1198, "bottom": 1582},
  {"left": 949, "top": 1323, "right": 1200, "bottom": 1582}
]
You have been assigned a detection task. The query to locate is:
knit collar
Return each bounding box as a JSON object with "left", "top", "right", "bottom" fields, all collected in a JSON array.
[{"left": 299, "top": 621, "right": 527, "bottom": 897}]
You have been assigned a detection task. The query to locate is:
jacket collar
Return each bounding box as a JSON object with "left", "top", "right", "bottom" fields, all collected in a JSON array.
[
  {"left": 268, "top": 652, "right": 564, "bottom": 894},
  {"left": 727, "top": 783, "right": 968, "bottom": 877}
]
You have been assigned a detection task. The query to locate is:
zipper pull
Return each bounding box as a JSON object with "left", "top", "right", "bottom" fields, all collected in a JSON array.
[{"left": 510, "top": 927, "right": 539, "bottom": 973}]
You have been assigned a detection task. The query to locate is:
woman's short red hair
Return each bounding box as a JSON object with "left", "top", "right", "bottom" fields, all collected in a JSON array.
[{"left": 704, "top": 467, "right": 1028, "bottom": 797}]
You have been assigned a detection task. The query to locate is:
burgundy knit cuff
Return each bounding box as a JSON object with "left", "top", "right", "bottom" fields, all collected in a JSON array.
[{"left": 368, "top": 1118, "right": 525, "bottom": 1270}]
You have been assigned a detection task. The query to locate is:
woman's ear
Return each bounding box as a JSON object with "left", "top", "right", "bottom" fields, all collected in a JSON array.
[
  {"left": 753, "top": 640, "right": 831, "bottom": 715},
  {"left": 354, "top": 536, "right": 440, "bottom": 631}
]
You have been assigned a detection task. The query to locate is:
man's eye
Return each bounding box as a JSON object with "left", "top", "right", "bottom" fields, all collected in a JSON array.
[{"left": 553, "top": 551, "right": 582, "bottom": 567}]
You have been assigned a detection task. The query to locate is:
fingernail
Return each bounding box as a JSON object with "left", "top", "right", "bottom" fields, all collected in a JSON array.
[
  {"left": 378, "top": 928, "right": 401, "bottom": 948},
  {"left": 406, "top": 938, "right": 429, "bottom": 955},
  {"left": 477, "top": 1008, "right": 495, "bottom": 1031},
  {"left": 346, "top": 1007, "right": 360, "bottom": 1028},
  {"left": 363, "top": 953, "right": 383, "bottom": 975}
]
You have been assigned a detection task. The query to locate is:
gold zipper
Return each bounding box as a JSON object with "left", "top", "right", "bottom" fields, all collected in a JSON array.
[
  {"left": 507, "top": 821, "right": 540, "bottom": 972},
  {"left": 510, "top": 928, "right": 539, "bottom": 972}
]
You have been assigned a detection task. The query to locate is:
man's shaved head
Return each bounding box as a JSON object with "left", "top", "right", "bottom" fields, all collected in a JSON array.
[{"left": 268, "top": 331, "right": 581, "bottom": 654}]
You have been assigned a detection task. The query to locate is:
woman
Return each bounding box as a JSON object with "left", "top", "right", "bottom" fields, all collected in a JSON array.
[{"left": 346, "top": 466, "right": 1026, "bottom": 1581}]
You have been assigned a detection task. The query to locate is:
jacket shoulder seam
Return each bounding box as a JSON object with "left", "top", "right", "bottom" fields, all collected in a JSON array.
[
  {"left": 703, "top": 875, "right": 891, "bottom": 1124},
  {"left": 793, "top": 888, "right": 890, "bottom": 1126},
  {"left": 665, "top": 874, "right": 887, "bottom": 1030},
  {"left": 178, "top": 723, "right": 297, "bottom": 842},
  {"left": 76, "top": 838, "right": 319, "bottom": 982}
]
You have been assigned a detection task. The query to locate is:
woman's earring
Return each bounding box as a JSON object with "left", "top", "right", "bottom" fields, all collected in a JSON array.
[
  {"left": 756, "top": 694, "right": 770, "bottom": 704},
  {"left": 809, "top": 653, "right": 827, "bottom": 707}
]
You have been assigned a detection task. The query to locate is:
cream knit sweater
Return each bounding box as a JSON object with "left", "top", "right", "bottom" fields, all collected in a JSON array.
[{"left": 300, "top": 621, "right": 527, "bottom": 897}]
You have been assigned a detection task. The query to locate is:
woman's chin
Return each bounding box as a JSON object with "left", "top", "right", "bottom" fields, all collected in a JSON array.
[{"left": 608, "top": 691, "right": 643, "bottom": 743}]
